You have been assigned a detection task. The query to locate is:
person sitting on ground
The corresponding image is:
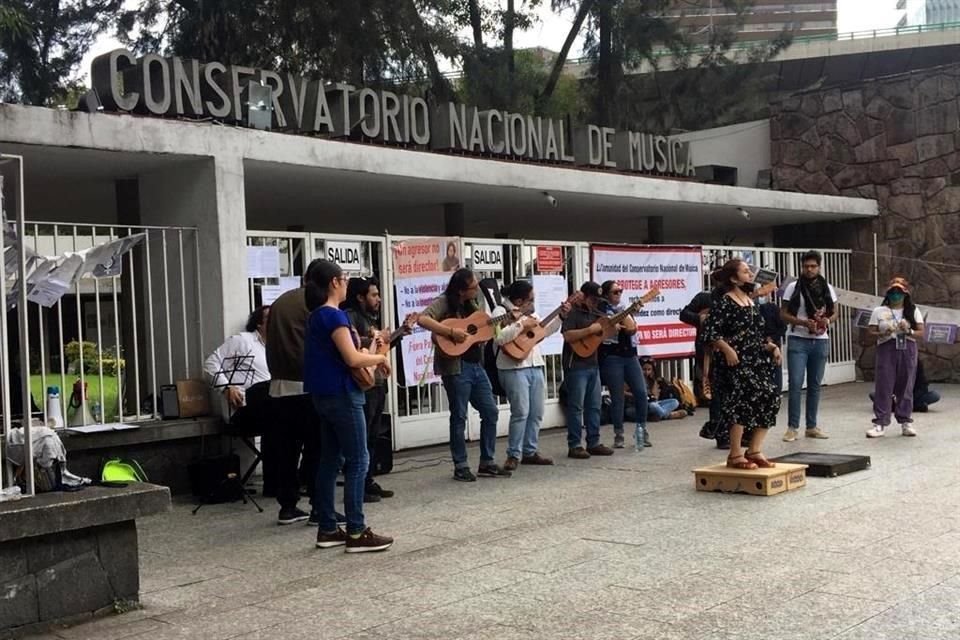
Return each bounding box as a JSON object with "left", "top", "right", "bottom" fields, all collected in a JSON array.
[{"left": 639, "top": 358, "right": 687, "bottom": 421}]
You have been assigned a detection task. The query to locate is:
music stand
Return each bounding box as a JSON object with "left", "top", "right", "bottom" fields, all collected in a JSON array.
[{"left": 194, "top": 353, "right": 264, "bottom": 514}]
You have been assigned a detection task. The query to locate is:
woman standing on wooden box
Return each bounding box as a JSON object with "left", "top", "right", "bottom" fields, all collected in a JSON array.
[
  {"left": 701, "top": 259, "right": 783, "bottom": 470},
  {"left": 866, "top": 277, "right": 924, "bottom": 438}
]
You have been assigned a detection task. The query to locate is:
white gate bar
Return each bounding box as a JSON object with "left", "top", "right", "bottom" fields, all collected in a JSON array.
[
  {"left": 73, "top": 226, "right": 87, "bottom": 426},
  {"left": 127, "top": 229, "right": 142, "bottom": 421}
]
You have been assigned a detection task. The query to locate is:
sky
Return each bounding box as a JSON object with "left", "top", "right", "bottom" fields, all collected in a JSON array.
[{"left": 79, "top": 0, "right": 906, "bottom": 83}]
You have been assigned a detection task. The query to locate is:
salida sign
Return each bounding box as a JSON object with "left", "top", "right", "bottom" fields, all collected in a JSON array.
[
  {"left": 91, "top": 49, "right": 697, "bottom": 179},
  {"left": 470, "top": 245, "right": 504, "bottom": 271},
  {"left": 324, "top": 241, "right": 365, "bottom": 273}
]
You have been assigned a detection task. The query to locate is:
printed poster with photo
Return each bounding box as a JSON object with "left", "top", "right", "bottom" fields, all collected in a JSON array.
[{"left": 392, "top": 237, "right": 459, "bottom": 386}]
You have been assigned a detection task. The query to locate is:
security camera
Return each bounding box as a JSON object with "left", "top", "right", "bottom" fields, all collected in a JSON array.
[
  {"left": 543, "top": 192, "right": 558, "bottom": 208},
  {"left": 737, "top": 207, "right": 751, "bottom": 221}
]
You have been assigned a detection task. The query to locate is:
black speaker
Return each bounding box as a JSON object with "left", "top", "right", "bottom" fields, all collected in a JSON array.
[{"left": 188, "top": 454, "right": 242, "bottom": 503}]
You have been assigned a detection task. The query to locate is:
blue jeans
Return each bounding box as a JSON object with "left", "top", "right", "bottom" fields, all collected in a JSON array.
[
  {"left": 442, "top": 361, "right": 499, "bottom": 469},
  {"left": 648, "top": 398, "right": 680, "bottom": 420},
  {"left": 786, "top": 337, "right": 829, "bottom": 430},
  {"left": 600, "top": 355, "right": 647, "bottom": 437},
  {"left": 499, "top": 367, "right": 545, "bottom": 460},
  {"left": 311, "top": 391, "right": 368, "bottom": 535},
  {"left": 564, "top": 367, "right": 602, "bottom": 449}
]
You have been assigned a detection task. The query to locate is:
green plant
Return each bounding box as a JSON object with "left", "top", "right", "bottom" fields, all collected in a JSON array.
[{"left": 64, "top": 340, "right": 98, "bottom": 372}]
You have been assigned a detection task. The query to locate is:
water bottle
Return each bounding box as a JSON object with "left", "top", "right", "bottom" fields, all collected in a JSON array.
[
  {"left": 46, "top": 386, "right": 64, "bottom": 429},
  {"left": 92, "top": 401, "right": 102, "bottom": 423},
  {"left": 634, "top": 424, "right": 646, "bottom": 452}
]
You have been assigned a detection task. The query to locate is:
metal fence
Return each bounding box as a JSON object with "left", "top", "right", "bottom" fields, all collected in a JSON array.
[{"left": 1, "top": 177, "right": 202, "bottom": 496}]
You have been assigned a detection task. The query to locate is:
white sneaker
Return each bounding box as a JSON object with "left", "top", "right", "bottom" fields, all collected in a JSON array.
[
  {"left": 866, "top": 425, "right": 886, "bottom": 438},
  {"left": 901, "top": 424, "right": 917, "bottom": 437}
]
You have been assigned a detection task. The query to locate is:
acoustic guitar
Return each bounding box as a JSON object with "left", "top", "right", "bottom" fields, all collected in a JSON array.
[
  {"left": 501, "top": 292, "right": 583, "bottom": 361},
  {"left": 351, "top": 313, "right": 418, "bottom": 390},
  {"left": 569, "top": 288, "right": 661, "bottom": 358},
  {"left": 434, "top": 309, "right": 518, "bottom": 357}
]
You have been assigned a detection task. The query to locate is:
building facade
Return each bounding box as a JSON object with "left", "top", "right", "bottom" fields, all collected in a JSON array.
[
  {"left": 901, "top": 0, "right": 960, "bottom": 26},
  {"left": 670, "top": 0, "right": 838, "bottom": 42}
]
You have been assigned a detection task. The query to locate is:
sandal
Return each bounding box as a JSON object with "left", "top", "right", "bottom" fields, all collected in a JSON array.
[
  {"left": 745, "top": 451, "right": 776, "bottom": 468},
  {"left": 726, "top": 455, "right": 758, "bottom": 470}
]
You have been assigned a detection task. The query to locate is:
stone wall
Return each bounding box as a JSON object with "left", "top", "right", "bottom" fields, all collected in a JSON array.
[{"left": 770, "top": 64, "right": 960, "bottom": 381}]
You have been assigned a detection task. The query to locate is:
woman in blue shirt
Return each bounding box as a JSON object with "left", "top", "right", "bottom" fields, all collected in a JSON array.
[{"left": 304, "top": 259, "right": 394, "bottom": 553}]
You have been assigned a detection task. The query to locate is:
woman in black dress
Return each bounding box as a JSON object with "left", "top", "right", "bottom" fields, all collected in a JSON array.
[{"left": 702, "top": 259, "right": 782, "bottom": 469}]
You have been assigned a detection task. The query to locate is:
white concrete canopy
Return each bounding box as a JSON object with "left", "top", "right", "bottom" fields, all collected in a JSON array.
[{"left": 1, "top": 104, "right": 876, "bottom": 245}]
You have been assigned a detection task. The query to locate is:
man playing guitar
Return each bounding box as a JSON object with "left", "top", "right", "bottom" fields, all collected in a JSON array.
[
  {"left": 493, "top": 280, "right": 574, "bottom": 471},
  {"left": 342, "top": 277, "right": 414, "bottom": 503},
  {"left": 417, "top": 269, "right": 511, "bottom": 482}
]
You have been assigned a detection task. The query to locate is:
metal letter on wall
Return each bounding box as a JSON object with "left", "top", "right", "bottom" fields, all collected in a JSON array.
[{"left": 91, "top": 49, "right": 139, "bottom": 112}]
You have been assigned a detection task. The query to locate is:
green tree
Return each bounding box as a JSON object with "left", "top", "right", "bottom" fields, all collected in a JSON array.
[
  {"left": 0, "top": 0, "right": 120, "bottom": 105},
  {"left": 119, "top": 0, "right": 462, "bottom": 99},
  {"left": 540, "top": 0, "right": 790, "bottom": 131}
]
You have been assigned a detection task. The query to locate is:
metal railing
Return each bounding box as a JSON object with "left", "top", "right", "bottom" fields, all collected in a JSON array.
[{"left": 1, "top": 217, "right": 203, "bottom": 495}]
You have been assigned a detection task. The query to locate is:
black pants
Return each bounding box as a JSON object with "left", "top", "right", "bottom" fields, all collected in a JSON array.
[
  {"left": 269, "top": 394, "right": 320, "bottom": 511},
  {"left": 363, "top": 384, "right": 387, "bottom": 488}
]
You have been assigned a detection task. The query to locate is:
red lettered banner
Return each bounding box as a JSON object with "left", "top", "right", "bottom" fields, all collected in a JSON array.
[{"left": 591, "top": 245, "right": 703, "bottom": 358}]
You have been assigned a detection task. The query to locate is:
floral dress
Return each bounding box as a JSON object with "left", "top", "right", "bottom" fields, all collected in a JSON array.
[{"left": 701, "top": 294, "right": 781, "bottom": 432}]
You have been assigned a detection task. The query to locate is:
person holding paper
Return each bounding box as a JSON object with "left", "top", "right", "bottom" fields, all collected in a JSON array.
[
  {"left": 866, "top": 278, "right": 924, "bottom": 438},
  {"left": 780, "top": 250, "right": 837, "bottom": 442},
  {"left": 493, "top": 280, "right": 570, "bottom": 471}
]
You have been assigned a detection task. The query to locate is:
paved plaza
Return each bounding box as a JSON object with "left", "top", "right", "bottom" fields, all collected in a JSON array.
[{"left": 25, "top": 382, "right": 960, "bottom": 640}]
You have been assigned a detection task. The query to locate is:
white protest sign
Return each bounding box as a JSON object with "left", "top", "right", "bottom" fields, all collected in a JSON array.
[
  {"left": 591, "top": 245, "right": 702, "bottom": 358},
  {"left": 395, "top": 274, "right": 446, "bottom": 386},
  {"left": 246, "top": 246, "right": 281, "bottom": 278},
  {"left": 532, "top": 274, "right": 567, "bottom": 357}
]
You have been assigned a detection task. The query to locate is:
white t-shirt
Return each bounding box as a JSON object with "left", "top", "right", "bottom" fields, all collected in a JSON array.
[
  {"left": 782, "top": 280, "right": 838, "bottom": 340},
  {"left": 868, "top": 305, "right": 924, "bottom": 344}
]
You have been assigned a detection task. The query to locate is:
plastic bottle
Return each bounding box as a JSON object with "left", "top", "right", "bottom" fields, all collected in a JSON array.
[
  {"left": 46, "top": 386, "right": 64, "bottom": 429},
  {"left": 92, "top": 401, "right": 102, "bottom": 423},
  {"left": 634, "top": 424, "right": 646, "bottom": 452}
]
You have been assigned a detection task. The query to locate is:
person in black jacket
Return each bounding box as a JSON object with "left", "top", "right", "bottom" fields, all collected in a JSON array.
[
  {"left": 759, "top": 297, "right": 787, "bottom": 394},
  {"left": 680, "top": 288, "right": 727, "bottom": 446}
]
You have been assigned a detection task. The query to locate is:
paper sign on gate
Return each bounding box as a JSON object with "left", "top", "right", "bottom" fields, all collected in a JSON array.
[
  {"left": 247, "top": 246, "right": 281, "bottom": 278},
  {"left": 590, "top": 245, "right": 702, "bottom": 359},
  {"left": 532, "top": 274, "right": 567, "bottom": 356}
]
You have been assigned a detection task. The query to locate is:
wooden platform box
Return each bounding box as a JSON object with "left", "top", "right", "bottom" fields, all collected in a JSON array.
[
  {"left": 771, "top": 452, "right": 871, "bottom": 478},
  {"left": 693, "top": 463, "right": 809, "bottom": 496}
]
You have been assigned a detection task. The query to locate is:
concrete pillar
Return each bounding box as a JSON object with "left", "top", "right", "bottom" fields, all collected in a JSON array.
[
  {"left": 443, "top": 202, "right": 465, "bottom": 237},
  {"left": 137, "top": 156, "right": 248, "bottom": 382}
]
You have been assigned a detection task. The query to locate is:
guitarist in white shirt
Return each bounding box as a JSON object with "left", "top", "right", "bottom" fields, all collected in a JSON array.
[{"left": 493, "top": 281, "right": 571, "bottom": 471}]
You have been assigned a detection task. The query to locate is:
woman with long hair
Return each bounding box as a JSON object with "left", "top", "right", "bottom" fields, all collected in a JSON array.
[
  {"left": 702, "top": 259, "right": 782, "bottom": 469},
  {"left": 304, "top": 259, "right": 394, "bottom": 553},
  {"left": 597, "top": 280, "right": 648, "bottom": 449},
  {"left": 866, "top": 277, "right": 924, "bottom": 438}
]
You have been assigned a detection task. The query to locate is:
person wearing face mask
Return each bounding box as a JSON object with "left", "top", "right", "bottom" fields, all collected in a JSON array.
[
  {"left": 702, "top": 259, "right": 782, "bottom": 469},
  {"left": 866, "top": 277, "right": 924, "bottom": 438},
  {"left": 780, "top": 250, "right": 837, "bottom": 442}
]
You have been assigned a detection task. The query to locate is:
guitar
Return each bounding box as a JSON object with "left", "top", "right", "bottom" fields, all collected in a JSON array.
[
  {"left": 351, "top": 313, "right": 418, "bottom": 390},
  {"left": 433, "top": 309, "right": 519, "bottom": 357},
  {"left": 501, "top": 292, "right": 583, "bottom": 361},
  {"left": 569, "top": 288, "right": 661, "bottom": 358}
]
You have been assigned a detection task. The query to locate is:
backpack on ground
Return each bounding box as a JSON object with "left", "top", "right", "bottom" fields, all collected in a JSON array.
[
  {"left": 671, "top": 378, "right": 696, "bottom": 411},
  {"left": 101, "top": 458, "right": 149, "bottom": 483}
]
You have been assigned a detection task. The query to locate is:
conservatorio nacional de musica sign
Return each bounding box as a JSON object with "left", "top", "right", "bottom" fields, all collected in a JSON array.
[{"left": 92, "top": 49, "right": 696, "bottom": 178}]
